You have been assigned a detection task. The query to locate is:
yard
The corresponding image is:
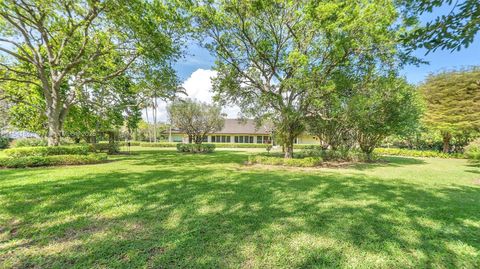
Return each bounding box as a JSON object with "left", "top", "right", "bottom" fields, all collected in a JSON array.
[{"left": 1, "top": 148, "right": 479, "bottom": 268}]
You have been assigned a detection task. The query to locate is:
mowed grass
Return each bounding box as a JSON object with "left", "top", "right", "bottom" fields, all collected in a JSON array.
[{"left": 1, "top": 148, "right": 480, "bottom": 268}]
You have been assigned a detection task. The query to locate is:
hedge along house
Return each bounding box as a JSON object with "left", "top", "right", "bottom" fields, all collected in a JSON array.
[{"left": 169, "top": 119, "right": 319, "bottom": 145}]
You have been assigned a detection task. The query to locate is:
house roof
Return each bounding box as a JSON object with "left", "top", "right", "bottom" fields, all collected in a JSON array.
[{"left": 213, "top": 119, "right": 273, "bottom": 135}]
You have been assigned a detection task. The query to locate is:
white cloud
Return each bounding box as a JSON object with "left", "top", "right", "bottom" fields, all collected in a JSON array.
[
  {"left": 142, "top": 68, "right": 241, "bottom": 123},
  {"left": 182, "top": 69, "right": 217, "bottom": 103}
]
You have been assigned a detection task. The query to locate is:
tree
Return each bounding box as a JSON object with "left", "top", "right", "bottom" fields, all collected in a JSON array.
[
  {"left": 401, "top": 0, "right": 480, "bottom": 52},
  {"left": 420, "top": 67, "right": 480, "bottom": 152},
  {"left": 167, "top": 99, "right": 225, "bottom": 144},
  {"left": 306, "top": 72, "right": 357, "bottom": 150},
  {"left": 349, "top": 76, "right": 423, "bottom": 159},
  {"left": 0, "top": 0, "right": 185, "bottom": 145},
  {"left": 194, "top": 0, "right": 416, "bottom": 158}
]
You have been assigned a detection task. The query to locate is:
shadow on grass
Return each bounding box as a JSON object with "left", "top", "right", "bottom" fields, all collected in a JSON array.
[
  {"left": 349, "top": 156, "right": 427, "bottom": 171},
  {"left": 0, "top": 151, "right": 479, "bottom": 268},
  {"left": 113, "top": 149, "right": 248, "bottom": 167}
]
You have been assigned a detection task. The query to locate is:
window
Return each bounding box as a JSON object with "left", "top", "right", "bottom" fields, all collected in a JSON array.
[
  {"left": 203, "top": 136, "right": 208, "bottom": 142},
  {"left": 227, "top": 136, "right": 231, "bottom": 143},
  {"left": 239, "top": 136, "right": 244, "bottom": 143},
  {"left": 249, "top": 136, "right": 254, "bottom": 143},
  {"left": 264, "top": 136, "right": 271, "bottom": 143},
  {"left": 212, "top": 136, "right": 216, "bottom": 142},
  {"left": 221, "top": 136, "right": 226, "bottom": 143},
  {"left": 234, "top": 136, "right": 238, "bottom": 143},
  {"left": 257, "top": 136, "right": 262, "bottom": 144}
]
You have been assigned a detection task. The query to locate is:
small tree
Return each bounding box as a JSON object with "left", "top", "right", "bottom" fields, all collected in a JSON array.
[
  {"left": 349, "top": 77, "right": 423, "bottom": 160},
  {"left": 167, "top": 99, "right": 225, "bottom": 144}
]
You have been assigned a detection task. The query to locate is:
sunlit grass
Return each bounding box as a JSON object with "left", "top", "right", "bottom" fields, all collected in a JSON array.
[{"left": 1, "top": 148, "right": 479, "bottom": 268}]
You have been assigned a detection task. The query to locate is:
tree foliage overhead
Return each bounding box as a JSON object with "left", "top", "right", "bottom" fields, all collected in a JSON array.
[
  {"left": 420, "top": 67, "right": 480, "bottom": 152},
  {"left": 401, "top": 0, "right": 480, "bottom": 52},
  {"left": 0, "top": 0, "right": 186, "bottom": 145},
  {"left": 194, "top": 0, "right": 415, "bottom": 158},
  {"left": 167, "top": 99, "right": 225, "bottom": 144}
]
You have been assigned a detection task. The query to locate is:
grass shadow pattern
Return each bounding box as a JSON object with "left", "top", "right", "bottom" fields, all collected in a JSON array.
[{"left": 0, "top": 150, "right": 479, "bottom": 268}]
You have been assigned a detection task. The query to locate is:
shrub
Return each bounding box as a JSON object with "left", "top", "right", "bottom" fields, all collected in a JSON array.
[
  {"left": 176, "top": 143, "right": 216, "bottom": 153},
  {"left": 0, "top": 153, "right": 107, "bottom": 168},
  {"left": 0, "top": 136, "right": 9, "bottom": 149},
  {"left": 11, "top": 138, "right": 48, "bottom": 148},
  {"left": 139, "top": 142, "right": 178, "bottom": 147},
  {"left": 265, "top": 144, "right": 272, "bottom": 153},
  {"left": 296, "top": 148, "right": 371, "bottom": 162},
  {"left": 465, "top": 139, "right": 480, "bottom": 160},
  {"left": 4, "top": 145, "right": 92, "bottom": 158},
  {"left": 248, "top": 155, "right": 322, "bottom": 167},
  {"left": 374, "top": 148, "right": 464, "bottom": 159},
  {"left": 90, "top": 142, "right": 120, "bottom": 154}
]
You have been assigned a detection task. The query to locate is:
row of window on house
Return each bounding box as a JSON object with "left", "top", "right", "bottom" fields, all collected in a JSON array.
[{"left": 210, "top": 135, "right": 272, "bottom": 144}]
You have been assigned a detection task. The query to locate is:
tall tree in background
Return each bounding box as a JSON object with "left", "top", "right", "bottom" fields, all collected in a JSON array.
[
  {"left": 195, "top": 0, "right": 417, "bottom": 158},
  {"left": 168, "top": 99, "right": 225, "bottom": 144},
  {"left": 0, "top": 0, "right": 185, "bottom": 145},
  {"left": 420, "top": 67, "right": 480, "bottom": 152},
  {"left": 402, "top": 0, "right": 480, "bottom": 52}
]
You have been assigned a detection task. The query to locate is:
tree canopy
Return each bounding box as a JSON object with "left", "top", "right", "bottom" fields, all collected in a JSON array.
[
  {"left": 168, "top": 99, "right": 225, "bottom": 144},
  {"left": 420, "top": 67, "right": 480, "bottom": 152},
  {"left": 194, "top": 0, "right": 417, "bottom": 157},
  {"left": 0, "top": 0, "right": 186, "bottom": 145},
  {"left": 401, "top": 0, "right": 480, "bottom": 52}
]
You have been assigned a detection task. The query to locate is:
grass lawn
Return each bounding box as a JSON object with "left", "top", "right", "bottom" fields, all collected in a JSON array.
[{"left": 1, "top": 148, "right": 479, "bottom": 268}]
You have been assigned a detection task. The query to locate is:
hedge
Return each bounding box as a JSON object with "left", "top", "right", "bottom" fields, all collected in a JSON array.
[
  {"left": 176, "top": 143, "right": 216, "bottom": 153},
  {"left": 89, "top": 142, "right": 120, "bottom": 154},
  {"left": 374, "top": 148, "right": 465, "bottom": 159},
  {"left": 4, "top": 145, "right": 91, "bottom": 158},
  {"left": 0, "top": 153, "right": 107, "bottom": 168},
  {"left": 248, "top": 155, "right": 322, "bottom": 167}
]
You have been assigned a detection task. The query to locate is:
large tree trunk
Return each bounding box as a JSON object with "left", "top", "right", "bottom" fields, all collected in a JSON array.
[
  {"left": 47, "top": 118, "right": 61, "bottom": 146},
  {"left": 45, "top": 85, "right": 70, "bottom": 146},
  {"left": 46, "top": 105, "right": 64, "bottom": 146},
  {"left": 284, "top": 137, "right": 294, "bottom": 158},
  {"left": 442, "top": 132, "right": 451, "bottom": 153}
]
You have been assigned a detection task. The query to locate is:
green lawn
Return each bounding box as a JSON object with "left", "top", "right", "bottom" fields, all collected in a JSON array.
[{"left": 1, "top": 149, "right": 479, "bottom": 268}]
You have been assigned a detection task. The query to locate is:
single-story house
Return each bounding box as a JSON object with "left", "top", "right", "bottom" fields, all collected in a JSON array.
[{"left": 169, "top": 119, "right": 319, "bottom": 145}]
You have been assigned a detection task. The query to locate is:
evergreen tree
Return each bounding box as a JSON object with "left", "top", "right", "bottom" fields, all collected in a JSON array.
[{"left": 420, "top": 67, "right": 480, "bottom": 152}]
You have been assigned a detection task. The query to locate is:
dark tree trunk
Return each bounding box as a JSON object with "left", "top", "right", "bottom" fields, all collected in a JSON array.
[{"left": 442, "top": 132, "right": 451, "bottom": 153}]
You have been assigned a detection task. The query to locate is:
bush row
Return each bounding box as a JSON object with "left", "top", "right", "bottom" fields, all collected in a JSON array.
[
  {"left": 296, "top": 147, "right": 372, "bottom": 162},
  {"left": 0, "top": 153, "right": 107, "bottom": 168},
  {"left": 4, "top": 145, "right": 91, "bottom": 158},
  {"left": 124, "top": 141, "right": 270, "bottom": 148},
  {"left": 374, "top": 148, "right": 465, "bottom": 159},
  {"left": 90, "top": 142, "right": 120, "bottom": 154},
  {"left": 176, "top": 143, "right": 216, "bottom": 153},
  {"left": 248, "top": 155, "right": 322, "bottom": 167},
  {"left": 120, "top": 141, "right": 336, "bottom": 149}
]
